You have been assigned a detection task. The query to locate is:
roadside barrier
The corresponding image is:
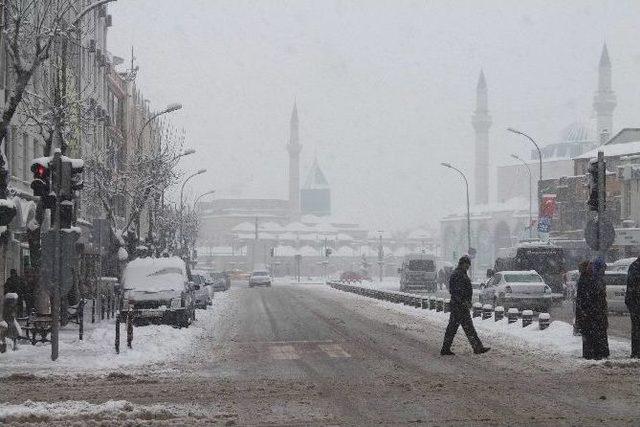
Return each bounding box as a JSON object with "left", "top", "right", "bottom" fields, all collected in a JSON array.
[
  {"left": 507, "top": 308, "right": 519, "bottom": 324},
  {"left": 326, "top": 282, "right": 552, "bottom": 331},
  {"left": 482, "top": 304, "right": 493, "bottom": 320},
  {"left": 472, "top": 302, "right": 483, "bottom": 318},
  {"left": 539, "top": 313, "right": 551, "bottom": 330},
  {"left": 522, "top": 310, "right": 534, "bottom": 327}
]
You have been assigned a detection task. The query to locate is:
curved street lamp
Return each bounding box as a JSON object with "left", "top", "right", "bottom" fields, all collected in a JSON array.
[
  {"left": 179, "top": 169, "right": 207, "bottom": 255},
  {"left": 137, "top": 102, "right": 183, "bottom": 148},
  {"left": 511, "top": 154, "right": 533, "bottom": 238},
  {"left": 507, "top": 127, "right": 543, "bottom": 186},
  {"left": 194, "top": 190, "right": 216, "bottom": 210},
  {"left": 440, "top": 162, "right": 471, "bottom": 257}
]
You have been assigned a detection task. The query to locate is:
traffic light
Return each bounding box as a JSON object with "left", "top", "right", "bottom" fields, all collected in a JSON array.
[
  {"left": 587, "top": 159, "right": 604, "bottom": 211},
  {"left": 325, "top": 248, "right": 332, "bottom": 257},
  {"left": 269, "top": 247, "right": 275, "bottom": 257},
  {"left": 30, "top": 162, "right": 50, "bottom": 197},
  {"left": 60, "top": 158, "right": 84, "bottom": 200},
  {"left": 60, "top": 200, "right": 73, "bottom": 229}
]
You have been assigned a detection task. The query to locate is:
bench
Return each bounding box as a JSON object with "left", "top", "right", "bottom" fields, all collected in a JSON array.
[{"left": 21, "top": 314, "right": 52, "bottom": 345}]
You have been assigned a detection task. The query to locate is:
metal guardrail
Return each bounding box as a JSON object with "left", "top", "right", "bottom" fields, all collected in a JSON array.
[{"left": 327, "top": 281, "right": 551, "bottom": 330}]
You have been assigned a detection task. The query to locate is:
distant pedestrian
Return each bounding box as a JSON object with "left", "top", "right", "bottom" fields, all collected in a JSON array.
[
  {"left": 3, "top": 269, "right": 26, "bottom": 317},
  {"left": 625, "top": 257, "right": 640, "bottom": 358},
  {"left": 576, "top": 257, "right": 609, "bottom": 360},
  {"left": 440, "top": 255, "right": 490, "bottom": 356}
]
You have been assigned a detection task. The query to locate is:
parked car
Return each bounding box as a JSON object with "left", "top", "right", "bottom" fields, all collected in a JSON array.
[
  {"left": 340, "top": 271, "right": 368, "bottom": 283},
  {"left": 210, "top": 272, "right": 231, "bottom": 292},
  {"left": 249, "top": 270, "right": 272, "bottom": 287},
  {"left": 609, "top": 258, "right": 636, "bottom": 273},
  {"left": 603, "top": 271, "right": 628, "bottom": 314},
  {"left": 479, "top": 270, "right": 553, "bottom": 312},
  {"left": 191, "top": 270, "right": 213, "bottom": 309},
  {"left": 122, "top": 257, "right": 195, "bottom": 328}
]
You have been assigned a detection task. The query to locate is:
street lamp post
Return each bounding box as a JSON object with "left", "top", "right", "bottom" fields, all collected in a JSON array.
[
  {"left": 511, "top": 154, "right": 533, "bottom": 238},
  {"left": 377, "top": 230, "right": 384, "bottom": 282},
  {"left": 194, "top": 190, "right": 216, "bottom": 211},
  {"left": 441, "top": 163, "right": 471, "bottom": 257},
  {"left": 180, "top": 169, "right": 207, "bottom": 257},
  {"left": 136, "top": 103, "right": 183, "bottom": 149}
]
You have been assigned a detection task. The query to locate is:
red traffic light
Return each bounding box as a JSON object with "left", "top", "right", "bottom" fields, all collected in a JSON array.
[{"left": 32, "top": 163, "right": 48, "bottom": 179}]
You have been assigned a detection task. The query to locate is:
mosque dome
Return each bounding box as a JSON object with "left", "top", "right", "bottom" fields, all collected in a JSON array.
[{"left": 559, "top": 121, "right": 597, "bottom": 145}]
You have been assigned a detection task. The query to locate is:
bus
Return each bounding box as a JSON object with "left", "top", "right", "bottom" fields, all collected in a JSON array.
[{"left": 494, "top": 242, "right": 566, "bottom": 293}]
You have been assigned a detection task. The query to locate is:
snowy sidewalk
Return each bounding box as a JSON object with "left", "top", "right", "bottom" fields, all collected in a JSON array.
[{"left": 0, "top": 292, "right": 230, "bottom": 377}]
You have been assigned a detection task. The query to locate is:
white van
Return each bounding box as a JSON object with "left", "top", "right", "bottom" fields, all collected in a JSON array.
[
  {"left": 399, "top": 253, "right": 437, "bottom": 292},
  {"left": 122, "top": 257, "right": 195, "bottom": 327}
]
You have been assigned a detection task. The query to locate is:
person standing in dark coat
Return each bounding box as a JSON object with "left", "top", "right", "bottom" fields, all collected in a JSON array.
[
  {"left": 576, "top": 257, "right": 609, "bottom": 360},
  {"left": 625, "top": 257, "right": 640, "bottom": 358},
  {"left": 441, "top": 256, "right": 490, "bottom": 356}
]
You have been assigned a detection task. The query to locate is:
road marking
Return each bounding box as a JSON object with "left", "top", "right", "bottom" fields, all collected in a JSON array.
[
  {"left": 269, "top": 345, "right": 300, "bottom": 360},
  {"left": 318, "top": 343, "right": 351, "bottom": 358},
  {"left": 235, "top": 340, "right": 335, "bottom": 345}
]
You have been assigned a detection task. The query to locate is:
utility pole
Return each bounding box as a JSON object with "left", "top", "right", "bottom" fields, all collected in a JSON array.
[{"left": 597, "top": 150, "right": 606, "bottom": 260}]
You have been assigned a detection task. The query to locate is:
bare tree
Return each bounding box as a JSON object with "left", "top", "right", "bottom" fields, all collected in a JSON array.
[{"left": 0, "top": 0, "right": 82, "bottom": 197}]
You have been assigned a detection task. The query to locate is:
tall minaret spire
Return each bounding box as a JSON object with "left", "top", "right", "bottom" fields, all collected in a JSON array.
[
  {"left": 472, "top": 69, "right": 491, "bottom": 205},
  {"left": 287, "top": 100, "right": 302, "bottom": 217},
  {"left": 593, "top": 43, "right": 616, "bottom": 141}
]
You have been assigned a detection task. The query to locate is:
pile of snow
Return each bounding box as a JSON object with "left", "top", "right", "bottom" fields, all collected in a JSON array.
[
  {"left": 0, "top": 292, "right": 230, "bottom": 376},
  {"left": 0, "top": 400, "right": 211, "bottom": 424}
]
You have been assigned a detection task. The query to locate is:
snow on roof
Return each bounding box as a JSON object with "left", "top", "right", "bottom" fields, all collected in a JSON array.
[
  {"left": 274, "top": 245, "right": 297, "bottom": 256},
  {"left": 122, "top": 257, "right": 187, "bottom": 292},
  {"left": 336, "top": 233, "right": 354, "bottom": 241},
  {"left": 261, "top": 221, "right": 284, "bottom": 232},
  {"left": 284, "top": 221, "right": 313, "bottom": 232},
  {"left": 575, "top": 140, "right": 640, "bottom": 160},
  {"left": 232, "top": 222, "right": 254, "bottom": 232},
  {"left": 299, "top": 245, "right": 319, "bottom": 256},
  {"left": 299, "top": 233, "right": 318, "bottom": 241}
]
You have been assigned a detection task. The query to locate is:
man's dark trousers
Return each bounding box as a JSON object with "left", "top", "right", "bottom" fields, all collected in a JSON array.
[
  {"left": 631, "top": 312, "right": 640, "bottom": 357},
  {"left": 442, "top": 303, "right": 482, "bottom": 352}
]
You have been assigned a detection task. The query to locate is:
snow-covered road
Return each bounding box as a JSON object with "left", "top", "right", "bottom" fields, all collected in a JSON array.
[{"left": 2, "top": 280, "right": 640, "bottom": 425}]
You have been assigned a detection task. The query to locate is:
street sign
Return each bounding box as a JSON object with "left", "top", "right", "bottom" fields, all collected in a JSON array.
[
  {"left": 584, "top": 218, "right": 616, "bottom": 251},
  {"left": 537, "top": 216, "right": 551, "bottom": 233},
  {"left": 39, "top": 230, "right": 79, "bottom": 296},
  {"left": 468, "top": 247, "right": 477, "bottom": 259},
  {"left": 614, "top": 228, "right": 640, "bottom": 247}
]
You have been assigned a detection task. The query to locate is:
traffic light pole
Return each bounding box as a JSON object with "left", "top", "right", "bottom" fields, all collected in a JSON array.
[
  {"left": 597, "top": 151, "right": 606, "bottom": 260},
  {"left": 50, "top": 152, "right": 62, "bottom": 361}
]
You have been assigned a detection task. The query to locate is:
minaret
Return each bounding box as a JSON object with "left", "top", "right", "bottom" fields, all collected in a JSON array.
[
  {"left": 472, "top": 70, "right": 491, "bottom": 205},
  {"left": 593, "top": 43, "right": 616, "bottom": 140},
  {"left": 287, "top": 101, "right": 302, "bottom": 216}
]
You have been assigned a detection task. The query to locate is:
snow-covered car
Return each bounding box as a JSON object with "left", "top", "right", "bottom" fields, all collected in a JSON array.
[
  {"left": 479, "top": 270, "right": 552, "bottom": 312},
  {"left": 190, "top": 271, "right": 213, "bottom": 309},
  {"left": 249, "top": 270, "right": 272, "bottom": 287},
  {"left": 603, "top": 271, "right": 628, "bottom": 314},
  {"left": 564, "top": 270, "right": 580, "bottom": 300},
  {"left": 122, "top": 257, "right": 195, "bottom": 328}
]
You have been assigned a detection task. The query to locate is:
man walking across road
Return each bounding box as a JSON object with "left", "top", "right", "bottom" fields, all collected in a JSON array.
[
  {"left": 440, "top": 255, "right": 490, "bottom": 356},
  {"left": 626, "top": 257, "right": 640, "bottom": 358}
]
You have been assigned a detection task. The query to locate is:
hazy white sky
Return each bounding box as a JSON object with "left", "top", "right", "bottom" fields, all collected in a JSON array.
[{"left": 108, "top": 0, "right": 640, "bottom": 232}]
